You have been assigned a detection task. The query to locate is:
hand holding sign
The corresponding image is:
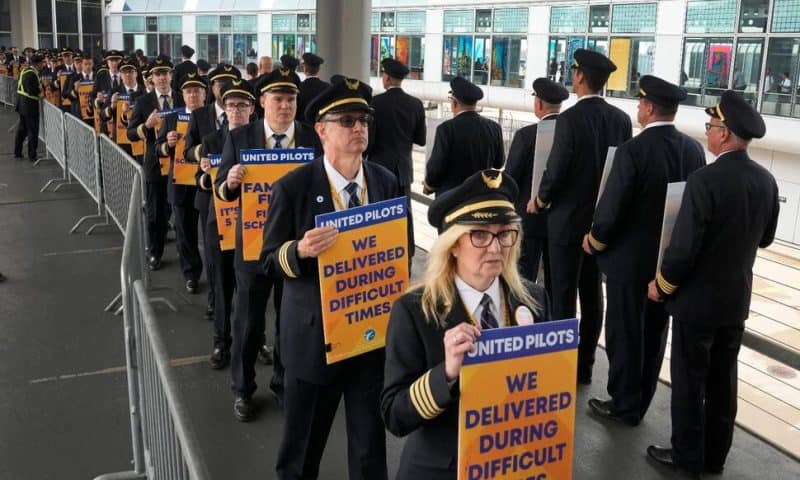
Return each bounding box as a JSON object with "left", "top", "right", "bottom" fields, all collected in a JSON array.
[
  {"left": 200, "top": 157, "right": 211, "bottom": 173},
  {"left": 298, "top": 225, "right": 339, "bottom": 259},
  {"left": 166, "top": 130, "right": 179, "bottom": 147},
  {"left": 145, "top": 109, "right": 160, "bottom": 129},
  {"left": 444, "top": 323, "right": 481, "bottom": 382},
  {"left": 226, "top": 164, "right": 246, "bottom": 190}
]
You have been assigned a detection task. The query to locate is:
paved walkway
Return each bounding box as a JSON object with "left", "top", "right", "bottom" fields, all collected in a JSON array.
[{"left": 1, "top": 107, "right": 798, "bottom": 479}]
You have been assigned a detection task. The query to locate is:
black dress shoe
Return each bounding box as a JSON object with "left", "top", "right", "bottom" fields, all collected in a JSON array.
[
  {"left": 646, "top": 446, "right": 702, "bottom": 479},
  {"left": 257, "top": 344, "right": 274, "bottom": 365},
  {"left": 204, "top": 304, "right": 214, "bottom": 320},
  {"left": 185, "top": 279, "right": 198, "bottom": 294},
  {"left": 588, "top": 398, "right": 639, "bottom": 426},
  {"left": 233, "top": 396, "right": 257, "bottom": 422},
  {"left": 0, "top": 272, "right": 6, "bottom": 282},
  {"left": 209, "top": 347, "right": 229, "bottom": 369},
  {"left": 148, "top": 255, "right": 162, "bottom": 271}
]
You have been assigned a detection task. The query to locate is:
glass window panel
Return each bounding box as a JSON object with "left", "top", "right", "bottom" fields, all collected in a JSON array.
[
  {"left": 219, "top": 33, "right": 232, "bottom": 64},
  {"left": 772, "top": 0, "right": 800, "bottom": 33},
  {"left": 272, "top": 34, "right": 296, "bottom": 57},
  {"left": 548, "top": 36, "right": 586, "bottom": 87},
  {"left": 371, "top": 12, "right": 380, "bottom": 33},
  {"left": 233, "top": 33, "right": 258, "bottom": 66},
  {"left": 146, "top": 16, "right": 158, "bottom": 32},
  {"left": 732, "top": 38, "right": 763, "bottom": 107},
  {"left": 681, "top": 37, "right": 734, "bottom": 107},
  {"left": 233, "top": 15, "right": 257, "bottom": 33},
  {"left": 612, "top": 3, "right": 657, "bottom": 34},
  {"left": 39, "top": 34, "right": 55, "bottom": 48},
  {"left": 311, "top": 14, "right": 316, "bottom": 31},
  {"left": 0, "top": 0, "right": 9, "bottom": 32},
  {"left": 196, "top": 16, "right": 219, "bottom": 33},
  {"left": 272, "top": 14, "right": 295, "bottom": 33},
  {"left": 493, "top": 8, "right": 528, "bottom": 33},
  {"left": 442, "top": 35, "right": 474, "bottom": 80},
  {"left": 472, "top": 36, "right": 491, "bottom": 85},
  {"left": 444, "top": 10, "right": 475, "bottom": 34},
  {"left": 396, "top": 11, "right": 425, "bottom": 34},
  {"left": 740, "top": 0, "right": 769, "bottom": 33},
  {"left": 550, "top": 6, "right": 588, "bottom": 34},
  {"left": 685, "top": 0, "right": 736, "bottom": 34},
  {"left": 56, "top": 0, "right": 79, "bottom": 34},
  {"left": 220, "top": 15, "right": 232, "bottom": 31},
  {"left": 370, "top": 35, "right": 379, "bottom": 76},
  {"left": 83, "top": 34, "right": 102, "bottom": 58},
  {"left": 762, "top": 38, "right": 800, "bottom": 117},
  {"left": 123, "top": 16, "right": 146, "bottom": 32},
  {"left": 158, "top": 16, "right": 182, "bottom": 33},
  {"left": 123, "top": 0, "right": 148, "bottom": 11},
  {"left": 381, "top": 12, "right": 396, "bottom": 32},
  {"left": 588, "top": 38, "right": 609, "bottom": 57},
  {"left": 82, "top": 3, "right": 103, "bottom": 34},
  {"left": 36, "top": 0, "right": 52, "bottom": 33},
  {"left": 589, "top": 5, "right": 609, "bottom": 34},
  {"left": 197, "top": 33, "right": 219, "bottom": 64},
  {"left": 475, "top": 10, "right": 492, "bottom": 33},
  {"left": 490, "top": 36, "right": 525, "bottom": 88},
  {"left": 608, "top": 37, "right": 656, "bottom": 98},
  {"left": 297, "top": 13, "right": 311, "bottom": 31}
]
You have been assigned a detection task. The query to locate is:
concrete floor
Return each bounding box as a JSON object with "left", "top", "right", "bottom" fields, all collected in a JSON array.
[{"left": 1, "top": 107, "right": 799, "bottom": 479}]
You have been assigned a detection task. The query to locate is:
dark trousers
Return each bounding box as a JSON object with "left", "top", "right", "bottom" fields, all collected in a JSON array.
[
  {"left": 230, "top": 268, "right": 282, "bottom": 397},
  {"left": 548, "top": 242, "right": 603, "bottom": 379},
  {"left": 401, "top": 184, "right": 415, "bottom": 259},
  {"left": 208, "top": 220, "right": 235, "bottom": 349},
  {"left": 604, "top": 280, "right": 668, "bottom": 423},
  {"left": 276, "top": 351, "right": 388, "bottom": 480},
  {"left": 519, "top": 234, "right": 550, "bottom": 295},
  {"left": 172, "top": 202, "right": 202, "bottom": 281},
  {"left": 14, "top": 111, "right": 39, "bottom": 160},
  {"left": 670, "top": 319, "right": 743, "bottom": 473},
  {"left": 199, "top": 199, "right": 216, "bottom": 309},
  {"left": 146, "top": 177, "right": 170, "bottom": 259}
]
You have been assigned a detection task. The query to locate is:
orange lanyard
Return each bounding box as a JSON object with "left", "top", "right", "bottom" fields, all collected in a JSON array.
[{"left": 328, "top": 175, "right": 367, "bottom": 211}]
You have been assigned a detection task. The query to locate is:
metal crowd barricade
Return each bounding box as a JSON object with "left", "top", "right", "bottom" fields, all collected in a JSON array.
[
  {"left": 38, "top": 98, "right": 45, "bottom": 144},
  {"left": 0, "top": 76, "right": 10, "bottom": 107},
  {"left": 64, "top": 113, "right": 110, "bottom": 234},
  {"left": 40, "top": 102, "right": 70, "bottom": 190}
]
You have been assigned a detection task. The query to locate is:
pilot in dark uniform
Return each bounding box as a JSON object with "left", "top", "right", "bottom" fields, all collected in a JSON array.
[
  {"left": 424, "top": 76, "right": 503, "bottom": 196},
  {"left": 532, "top": 49, "right": 632, "bottom": 384},
  {"left": 53, "top": 47, "right": 77, "bottom": 114},
  {"left": 382, "top": 169, "right": 550, "bottom": 480},
  {"left": 99, "top": 58, "right": 145, "bottom": 158},
  {"left": 646, "top": 91, "right": 779, "bottom": 478},
  {"left": 13, "top": 54, "right": 44, "bottom": 162},
  {"left": 215, "top": 66, "right": 322, "bottom": 422},
  {"left": 583, "top": 75, "right": 706, "bottom": 426},
  {"left": 195, "top": 79, "right": 257, "bottom": 369},
  {"left": 91, "top": 50, "right": 124, "bottom": 134},
  {"left": 171, "top": 44, "right": 196, "bottom": 93},
  {"left": 368, "top": 57, "right": 426, "bottom": 258},
  {"left": 296, "top": 52, "right": 329, "bottom": 124},
  {"left": 261, "top": 78, "right": 398, "bottom": 480},
  {"left": 505, "top": 77, "right": 568, "bottom": 287},
  {"left": 127, "top": 56, "right": 185, "bottom": 271},
  {"left": 184, "top": 63, "right": 242, "bottom": 319}
]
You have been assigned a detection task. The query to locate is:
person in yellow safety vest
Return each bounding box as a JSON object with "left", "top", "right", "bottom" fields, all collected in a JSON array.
[{"left": 14, "top": 54, "right": 44, "bottom": 162}]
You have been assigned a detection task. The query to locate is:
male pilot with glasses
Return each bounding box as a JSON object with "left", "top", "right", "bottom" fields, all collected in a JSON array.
[
  {"left": 215, "top": 66, "right": 322, "bottom": 422},
  {"left": 262, "top": 78, "right": 399, "bottom": 480}
]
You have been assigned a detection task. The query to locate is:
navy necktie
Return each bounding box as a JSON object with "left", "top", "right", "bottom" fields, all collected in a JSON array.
[
  {"left": 479, "top": 294, "right": 498, "bottom": 329},
  {"left": 220, "top": 112, "right": 228, "bottom": 129},
  {"left": 160, "top": 94, "right": 170, "bottom": 109},
  {"left": 272, "top": 133, "right": 286, "bottom": 149},
  {"left": 345, "top": 182, "right": 361, "bottom": 209}
]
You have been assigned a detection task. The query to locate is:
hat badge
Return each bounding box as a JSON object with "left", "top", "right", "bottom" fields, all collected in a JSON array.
[
  {"left": 188, "top": 72, "right": 196, "bottom": 78},
  {"left": 224, "top": 65, "right": 232, "bottom": 71},
  {"left": 279, "top": 67, "right": 290, "bottom": 76},
  {"left": 481, "top": 171, "right": 503, "bottom": 189},
  {"left": 232, "top": 79, "right": 242, "bottom": 86},
  {"left": 345, "top": 78, "right": 360, "bottom": 91}
]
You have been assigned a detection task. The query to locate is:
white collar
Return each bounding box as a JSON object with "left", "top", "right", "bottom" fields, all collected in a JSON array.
[
  {"left": 643, "top": 120, "right": 674, "bottom": 130},
  {"left": 323, "top": 155, "right": 365, "bottom": 205},
  {"left": 455, "top": 275, "right": 502, "bottom": 326},
  {"left": 714, "top": 149, "right": 742, "bottom": 160},
  {"left": 156, "top": 89, "right": 172, "bottom": 98},
  {"left": 576, "top": 94, "right": 602, "bottom": 103},
  {"left": 540, "top": 112, "right": 558, "bottom": 121},
  {"left": 123, "top": 83, "right": 138, "bottom": 92},
  {"left": 214, "top": 102, "right": 225, "bottom": 120},
  {"left": 263, "top": 120, "right": 295, "bottom": 148}
]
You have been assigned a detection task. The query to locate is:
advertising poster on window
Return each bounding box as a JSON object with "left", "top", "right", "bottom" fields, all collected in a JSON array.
[
  {"left": 707, "top": 44, "right": 732, "bottom": 87},
  {"left": 607, "top": 38, "right": 631, "bottom": 91}
]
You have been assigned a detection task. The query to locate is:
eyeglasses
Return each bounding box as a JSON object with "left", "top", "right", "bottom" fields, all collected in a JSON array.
[
  {"left": 224, "top": 102, "right": 253, "bottom": 111},
  {"left": 321, "top": 113, "right": 373, "bottom": 128},
  {"left": 704, "top": 122, "right": 727, "bottom": 132},
  {"left": 468, "top": 229, "right": 519, "bottom": 248}
]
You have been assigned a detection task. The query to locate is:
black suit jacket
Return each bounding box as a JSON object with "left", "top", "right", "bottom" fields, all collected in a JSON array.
[
  {"left": 658, "top": 150, "right": 779, "bottom": 326},
  {"left": 424, "top": 110, "right": 504, "bottom": 195},
  {"left": 195, "top": 127, "right": 227, "bottom": 223},
  {"left": 261, "top": 158, "right": 400, "bottom": 384},
  {"left": 171, "top": 60, "right": 197, "bottom": 92},
  {"left": 214, "top": 120, "right": 323, "bottom": 273},
  {"left": 297, "top": 76, "right": 330, "bottom": 121},
  {"left": 156, "top": 109, "right": 198, "bottom": 206},
  {"left": 15, "top": 67, "right": 41, "bottom": 116},
  {"left": 381, "top": 280, "right": 550, "bottom": 479},
  {"left": 505, "top": 116, "right": 559, "bottom": 239},
  {"left": 184, "top": 102, "right": 221, "bottom": 212},
  {"left": 536, "top": 96, "right": 632, "bottom": 245},
  {"left": 127, "top": 90, "right": 186, "bottom": 182},
  {"left": 368, "top": 87, "right": 426, "bottom": 186},
  {"left": 590, "top": 125, "right": 706, "bottom": 284}
]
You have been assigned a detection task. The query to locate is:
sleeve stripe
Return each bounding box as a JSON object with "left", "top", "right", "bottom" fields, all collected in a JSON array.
[
  {"left": 588, "top": 232, "right": 607, "bottom": 252},
  {"left": 161, "top": 143, "right": 168, "bottom": 156},
  {"left": 420, "top": 370, "right": 444, "bottom": 415},
  {"left": 409, "top": 380, "right": 434, "bottom": 420},
  {"left": 409, "top": 371, "right": 445, "bottom": 420},
  {"left": 217, "top": 182, "right": 229, "bottom": 202},
  {"left": 535, "top": 196, "right": 550, "bottom": 209},
  {"left": 656, "top": 271, "right": 677, "bottom": 295},
  {"left": 194, "top": 145, "right": 202, "bottom": 162},
  {"left": 279, "top": 241, "right": 298, "bottom": 279},
  {"left": 136, "top": 123, "right": 146, "bottom": 140}
]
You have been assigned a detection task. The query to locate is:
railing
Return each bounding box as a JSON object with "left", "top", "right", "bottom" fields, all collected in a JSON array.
[
  {"left": 40, "top": 100, "right": 70, "bottom": 191},
  {"left": 64, "top": 113, "right": 109, "bottom": 234}
]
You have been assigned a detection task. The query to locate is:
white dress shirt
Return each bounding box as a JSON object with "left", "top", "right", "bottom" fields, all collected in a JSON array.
[
  {"left": 323, "top": 156, "right": 366, "bottom": 211},
  {"left": 455, "top": 275, "right": 503, "bottom": 327},
  {"left": 263, "top": 120, "right": 296, "bottom": 149}
]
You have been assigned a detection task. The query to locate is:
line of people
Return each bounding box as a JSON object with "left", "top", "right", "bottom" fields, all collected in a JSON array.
[{"left": 9, "top": 41, "right": 780, "bottom": 480}]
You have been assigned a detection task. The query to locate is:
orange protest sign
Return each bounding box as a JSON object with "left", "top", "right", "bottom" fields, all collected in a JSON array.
[
  {"left": 239, "top": 148, "right": 315, "bottom": 261},
  {"left": 457, "top": 319, "right": 579, "bottom": 480},
  {"left": 315, "top": 197, "right": 410, "bottom": 364},
  {"left": 171, "top": 113, "right": 195, "bottom": 185},
  {"left": 77, "top": 81, "right": 94, "bottom": 120},
  {"left": 209, "top": 154, "right": 238, "bottom": 251}
]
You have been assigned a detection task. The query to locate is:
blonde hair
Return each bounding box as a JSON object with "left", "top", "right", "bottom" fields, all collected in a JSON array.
[{"left": 417, "top": 223, "right": 539, "bottom": 326}]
